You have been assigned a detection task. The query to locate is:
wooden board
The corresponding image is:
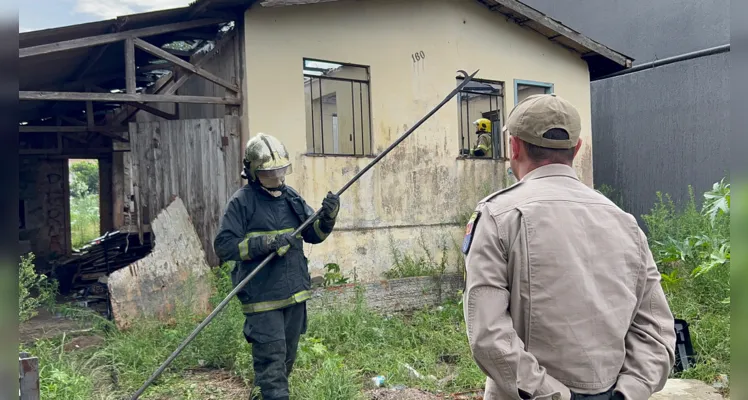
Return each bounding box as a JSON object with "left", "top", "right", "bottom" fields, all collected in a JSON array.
[
  {"left": 128, "top": 116, "right": 242, "bottom": 266},
  {"left": 107, "top": 197, "right": 212, "bottom": 330}
]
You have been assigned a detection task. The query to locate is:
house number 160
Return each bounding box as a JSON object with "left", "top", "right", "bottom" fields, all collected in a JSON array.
[{"left": 412, "top": 51, "right": 426, "bottom": 63}]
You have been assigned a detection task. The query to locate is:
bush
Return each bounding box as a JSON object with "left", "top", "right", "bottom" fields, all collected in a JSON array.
[
  {"left": 384, "top": 232, "right": 450, "bottom": 279},
  {"left": 640, "top": 178, "right": 730, "bottom": 387},
  {"left": 19, "top": 253, "right": 58, "bottom": 322}
]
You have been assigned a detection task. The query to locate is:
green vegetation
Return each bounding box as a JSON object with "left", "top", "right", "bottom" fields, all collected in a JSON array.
[
  {"left": 18, "top": 252, "right": 58, "bottom": 322},
  {"left": 640, "top": 178, "right": 730, "bottom": 389},
  {"left": 69, "top": 160, "right": 100, "bottom": 249},
  {"left": 21, "top": 263, "right": 484, "bottom": 400},
  {"left": 384, "top": 233, "right": 450, "bottom": 279},
  {"left": 20, "top": 177, "right": 730, "bottom": 399}
]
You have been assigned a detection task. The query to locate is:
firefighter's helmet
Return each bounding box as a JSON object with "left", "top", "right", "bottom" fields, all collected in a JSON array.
[
  {"left": 473, "top": 118, "right": 492, "bottom": 133},
  {"left": 242, "top": 133, "right": 293, "bottom": 182}
]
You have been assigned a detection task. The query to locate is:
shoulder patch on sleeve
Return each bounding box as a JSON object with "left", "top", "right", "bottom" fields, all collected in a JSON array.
[{"left": 461, "top": 210, "right": 482, "bottom": 255}]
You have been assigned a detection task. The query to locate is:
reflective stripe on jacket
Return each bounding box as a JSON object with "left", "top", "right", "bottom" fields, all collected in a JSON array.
[{"left": 214, "top": 182, "right": 331, "bottom": 314}]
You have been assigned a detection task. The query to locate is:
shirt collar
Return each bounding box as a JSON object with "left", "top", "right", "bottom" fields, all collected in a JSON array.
[{"left": 521, "top": 163, "right": 579, "bottom": 182}]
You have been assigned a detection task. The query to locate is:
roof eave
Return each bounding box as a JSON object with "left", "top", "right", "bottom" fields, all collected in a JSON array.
[{"left": 480, "top": 0, "right": 633, "bottom": 74}]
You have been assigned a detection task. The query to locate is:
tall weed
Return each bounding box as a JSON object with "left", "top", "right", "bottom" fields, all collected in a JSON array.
[
  {"left": 640, "top": 178, "right": 730, "bottom": 385},
  {"left": 19, "top": 252, "right": 58, "bottom": 322}
]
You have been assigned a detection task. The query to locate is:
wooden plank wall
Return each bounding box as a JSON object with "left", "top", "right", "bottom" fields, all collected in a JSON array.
[
  {"left": 177, "top": 33, "right": 239, "bottom": 119},
  {"left": 129, "top": 116, "right": 242, "bottom": 266}
]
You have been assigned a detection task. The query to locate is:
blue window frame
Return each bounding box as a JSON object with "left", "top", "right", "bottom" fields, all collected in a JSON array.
[{"left": 513, "top": 79, "right": 554, "bottom": 105}]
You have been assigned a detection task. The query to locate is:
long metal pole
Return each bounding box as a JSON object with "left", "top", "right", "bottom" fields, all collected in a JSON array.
[{"left": 130, "top": 69, "right": 479, "bottom": 399}]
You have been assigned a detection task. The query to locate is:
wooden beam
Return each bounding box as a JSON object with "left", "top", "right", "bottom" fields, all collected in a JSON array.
[
  {"left": 86, "top": 101, "right": 95, "bottom": 126},
  {"left": 125, "top": 38, "right": 137, "bottom": 94},
  {"left": 163, "top": 32, "right": 235, "bottom": 95},
  {"left": 109, "top": 31, "right": 236, "bottom": 124},
  {"left": 129, "top": 103, "right": 179, "bottom": 120},
  {"left": 20, "top": 91, "right": 241, "bottom": 105},
  {"left": 60, "top": 115, "right": 86, "bottom": 126},
  {"left": 20, "top": 18, "right": 228, "bottom": 58},
  {"left": 132, "top": 37, "right": 240, "bottom": 93},
  {"left": 489, "top": 0, "right": 630, "bottom": 67},
  {"left": 20, "top": 125, "right": 128, "bottom": 133}
]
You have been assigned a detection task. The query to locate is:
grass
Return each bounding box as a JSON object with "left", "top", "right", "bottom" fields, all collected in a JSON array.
[
  {"left": 384, "top": 232, "right": 451, "bottom": 279},
  {"left": 21, "top": 264, "right": 485, "bottom": 400},
  {"left": 22, "top": 177, "right": 730, "bottom": 398},
  {"left": 70, "top": 193, "right": 100, "bottom": 249}
]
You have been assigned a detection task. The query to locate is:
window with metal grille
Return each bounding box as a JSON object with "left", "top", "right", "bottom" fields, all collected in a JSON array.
[
  {"left": 304, "top": 58, "right": 373, "bottom": 156},
  {"left": 457, "top": 77, "right": 505, "bottom": 159},
  {"left": 514, "top": 79, "right": 554, "bottom": 105}
]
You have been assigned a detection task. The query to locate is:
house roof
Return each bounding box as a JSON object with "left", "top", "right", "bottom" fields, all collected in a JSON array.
[{"left": 18, "top": 0, "right": 632, "bottom": 123}]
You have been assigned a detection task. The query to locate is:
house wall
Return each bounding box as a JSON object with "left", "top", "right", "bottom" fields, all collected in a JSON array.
[{"left": 243, "top": 0, "right": 594, "bottom": 281}]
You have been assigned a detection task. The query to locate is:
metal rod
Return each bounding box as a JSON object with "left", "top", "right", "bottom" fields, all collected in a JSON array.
[
  {"left": 310, "top": 78, "right": 315, "bottom": 152},
  {"left": 319, "top": 78, "right": 324, "bottom": 154},
  {"left": 130, "top": 69, "right": 479, "bottom": 400},
  {"left": 359, "top": 82, "right": 364, "bottom": 156},
  {"left": 351, "top": 82, "right": 356, "bottom": 155},
  {"left": 593, "top": 43, "right": 730, "bottom": 81}
]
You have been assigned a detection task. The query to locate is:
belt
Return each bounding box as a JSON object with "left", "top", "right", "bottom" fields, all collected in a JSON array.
[
  {"left": 571, "top": 388, "right": 620, "bottom": 400},
  {"left": 241, "top": 290, "right": 311, "bottom": 314}
]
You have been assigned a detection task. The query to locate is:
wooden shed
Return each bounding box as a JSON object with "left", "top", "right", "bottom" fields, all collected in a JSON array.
[{"left": 18, "top": 1, "right": 255, "bottom": 294}]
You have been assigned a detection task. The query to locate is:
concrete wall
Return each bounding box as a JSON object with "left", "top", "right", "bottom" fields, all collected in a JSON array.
[
  {"left": 243, "top": 0, "right": 594, "bottom": 281},
  {"left": 18, "top": 157, "right": 70, "bottom": 271}
]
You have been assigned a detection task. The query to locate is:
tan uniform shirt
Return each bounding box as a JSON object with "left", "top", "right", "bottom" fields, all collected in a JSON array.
[{"left": 462, "top": 164, "right": 676, "bottom": 400}]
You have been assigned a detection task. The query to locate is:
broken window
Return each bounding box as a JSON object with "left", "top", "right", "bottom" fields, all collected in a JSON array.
[
  {"left": 514, "top": 79, "right": 554, "bottom": 105},
  {"left": 457, "top": 77, "right": 505, "bottom": 159},
  {"left": 304, "top": 58, "right": 373, "bottom": 156}
]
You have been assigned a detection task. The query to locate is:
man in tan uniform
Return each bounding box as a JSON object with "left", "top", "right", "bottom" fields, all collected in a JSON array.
[{"left": 461, "top": 94, "right": 676, "bottom": 400}]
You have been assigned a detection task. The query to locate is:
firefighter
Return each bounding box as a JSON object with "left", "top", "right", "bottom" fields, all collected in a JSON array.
[
  {"left": 214, "top": 133, "right": 340, "bottom": 400},
  {"left": 471, "top": 117, "right": 493, "bottom": 158}
]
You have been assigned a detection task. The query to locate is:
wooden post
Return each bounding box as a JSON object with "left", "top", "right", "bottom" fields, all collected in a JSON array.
[
  {"left": 125, "top": 38, "right": 136, "bottom": 94},
  {"left": 19, "top": 353, "right": 40, "bottom": 400}
]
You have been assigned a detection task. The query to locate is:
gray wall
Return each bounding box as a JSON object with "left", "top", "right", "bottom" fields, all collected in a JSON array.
[
  {"left": 522, "top": 0, "right": 730, "bottom": 225},
  {"left": 591, "top": 52, "right": 730, "bottom": 224}
]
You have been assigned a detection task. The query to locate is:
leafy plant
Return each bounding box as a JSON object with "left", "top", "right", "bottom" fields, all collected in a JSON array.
[
  {"left": 19, "top": 252, "right": 58, "bottom": 322},
  {"left": 323, "top": 263, "right": 349, "bottom": 287}
]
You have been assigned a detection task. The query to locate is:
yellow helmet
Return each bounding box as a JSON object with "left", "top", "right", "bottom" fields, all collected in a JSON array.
[
  {"left": 242, "top": 133, "right": 292, "bottom": 182},
  {"left": 473, "top": 118, "right": 491, "bottom": 133}
]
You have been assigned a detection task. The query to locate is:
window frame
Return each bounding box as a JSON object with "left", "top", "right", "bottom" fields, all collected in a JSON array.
[
  {"left": 302, "top": 58, "right": 374, "bottom": 158},
  {"left": 513, "top": 79, "right": 554, "bottom": 105},
  {"left": 456, "top": 76, "right": 507, "bottom": 160}
]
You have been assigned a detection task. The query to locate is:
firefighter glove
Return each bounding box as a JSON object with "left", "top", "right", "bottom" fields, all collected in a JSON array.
[
  {"left": 320, "top": 192, "right": 340, "bottom": 222},
  {"left": 270, "top": 232, "right": 302, "bottom": 257}
]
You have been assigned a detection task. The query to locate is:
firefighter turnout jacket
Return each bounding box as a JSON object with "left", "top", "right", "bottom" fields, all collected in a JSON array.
[{"left": 214, "top": 181, "right": 334, "bottom": 314}]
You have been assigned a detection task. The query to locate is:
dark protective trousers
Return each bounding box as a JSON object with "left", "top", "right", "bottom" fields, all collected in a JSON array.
[
  {"left": 571, "top": 388, "right": 623, "bottom": 400},
  {"left": 243, "top": 302, "right": 307, "bottom": 400}
]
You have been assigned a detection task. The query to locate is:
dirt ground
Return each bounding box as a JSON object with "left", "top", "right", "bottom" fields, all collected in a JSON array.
[
  {"left": 19, "top": 308, "right": 94, "bottom": 344},
  {"left": 150, "top": 369, "right": 250, "bottom": 400}
]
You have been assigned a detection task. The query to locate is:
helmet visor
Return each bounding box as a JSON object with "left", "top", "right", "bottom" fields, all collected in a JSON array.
[{"left": 256, "top": 164, "right": 292, "bottom": 180}]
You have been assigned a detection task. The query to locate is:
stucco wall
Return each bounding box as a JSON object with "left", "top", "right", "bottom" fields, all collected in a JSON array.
[{"left": 243, "top": 0, "right": 593, "bottom": 281}]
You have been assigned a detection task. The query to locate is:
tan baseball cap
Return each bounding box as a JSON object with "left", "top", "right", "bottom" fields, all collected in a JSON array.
[{"left": 504, "top": 94, "right": 581, "bottom": 149}]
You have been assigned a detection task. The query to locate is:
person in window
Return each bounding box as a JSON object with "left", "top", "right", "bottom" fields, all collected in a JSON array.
[
  {"left": 214, "top": 133, "right": 340, "bottom": 400},
  {"left": 471, "top": 117, "right": 493, "bottom": 158}
]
